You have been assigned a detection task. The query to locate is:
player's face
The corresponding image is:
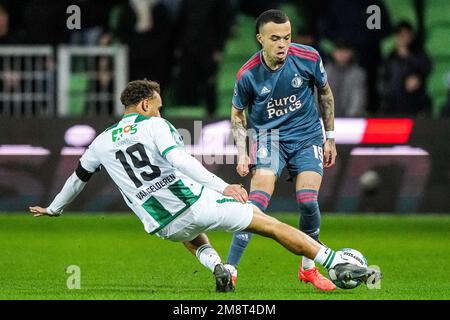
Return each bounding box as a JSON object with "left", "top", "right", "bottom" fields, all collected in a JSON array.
[
  {"left": 141, "top": 92, "right": 163, "bottom": 117},
  {"left": 257, "top": 21, "right": 291, "bottom": 64}
]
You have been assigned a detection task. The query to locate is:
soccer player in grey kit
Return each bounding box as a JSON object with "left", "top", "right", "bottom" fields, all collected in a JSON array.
[{"left": 226, "top": 9, "right": 338, "bottom": 291}]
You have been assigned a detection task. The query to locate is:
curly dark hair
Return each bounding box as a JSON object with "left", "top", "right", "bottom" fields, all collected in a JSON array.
[{"left": 120, "top": 79, "right": 161, "bottom": 107}]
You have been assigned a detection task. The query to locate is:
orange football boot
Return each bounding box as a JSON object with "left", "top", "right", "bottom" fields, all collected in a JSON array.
[{"left": 298, "top": 266, "right": 336, "bottom": 291}]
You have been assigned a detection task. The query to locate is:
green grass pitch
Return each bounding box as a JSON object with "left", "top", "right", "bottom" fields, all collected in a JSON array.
[{"left": 1, "top": 213, "right": 449, "bottom": 300}]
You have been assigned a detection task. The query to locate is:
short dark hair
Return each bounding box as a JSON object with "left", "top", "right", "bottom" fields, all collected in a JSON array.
[
  {"left": 256, "top": 9, "right": 289, "bottom": 34},
  {"left": 120, "top": 79, "right": 160, "bottom": 107}
]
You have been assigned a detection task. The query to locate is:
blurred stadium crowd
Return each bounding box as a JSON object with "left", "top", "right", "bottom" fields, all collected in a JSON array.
[{"left": 0, "top": 0, "right": 448, "bottom": 118}]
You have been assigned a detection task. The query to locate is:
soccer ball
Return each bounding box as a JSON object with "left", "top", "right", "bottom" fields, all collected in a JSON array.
[{"left": 328, "top": 248, "right": 368, "bottom": 289}]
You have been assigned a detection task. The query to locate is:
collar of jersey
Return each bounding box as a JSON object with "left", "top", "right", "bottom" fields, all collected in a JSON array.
[
  {"left": 122, "top": 113, "right": 139, "bottom": 119},
  {"left": 260, "top": 50, "right": 288, "bottom": 73}
]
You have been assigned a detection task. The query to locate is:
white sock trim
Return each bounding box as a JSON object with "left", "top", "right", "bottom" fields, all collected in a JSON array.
[
  {"left": 314, "top": 245, "right": 332, "bottom": 266},
  {"left": 196, "top": 244, "right": 222, "bottom": 273}
]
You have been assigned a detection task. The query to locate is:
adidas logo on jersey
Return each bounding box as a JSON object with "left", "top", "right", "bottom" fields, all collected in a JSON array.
[{"left": 260, "top": 86, "right": 271, "bottom": 95}]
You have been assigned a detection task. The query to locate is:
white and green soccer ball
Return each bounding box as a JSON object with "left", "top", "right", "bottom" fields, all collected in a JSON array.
[{"left": 328, "top": 248, "right": 368, "bottom": 289}]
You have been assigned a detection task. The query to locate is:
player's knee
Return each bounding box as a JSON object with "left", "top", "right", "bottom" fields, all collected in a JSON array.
[
  {"left": 251, "top": 170, "right": 276, "bottom": 194},
  {"left": 296, "top": 172, "right": 322, "bottom": 190},
  {"left": 296, "top": 190, "right": 319, "bottom": 217}
]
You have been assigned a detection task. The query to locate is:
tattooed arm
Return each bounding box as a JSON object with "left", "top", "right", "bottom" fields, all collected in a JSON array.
[
  {"left": 231, "top": 106, "right": 250, "bottom": 177},
  {"left": 317, "top": 83, "right": 337, "bottom": 168}
]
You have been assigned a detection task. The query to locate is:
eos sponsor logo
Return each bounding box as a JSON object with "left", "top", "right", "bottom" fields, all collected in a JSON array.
[
  {"left": 267, "top": 95, "right": 301, "bottom": 119},
  {"left": 112, "top": 124, "right": 138, "bottom": 142}
]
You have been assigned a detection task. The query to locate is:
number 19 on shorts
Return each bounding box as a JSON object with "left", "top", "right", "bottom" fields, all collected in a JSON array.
[{"left": 313, "top": 145, "right": 323, "bottom": 162}]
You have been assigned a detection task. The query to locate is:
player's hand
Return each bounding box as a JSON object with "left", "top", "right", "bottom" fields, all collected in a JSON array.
[
  {"left": 236, "top": 155, "right": 250, "bottom": 177},
  {"left": 323, "top": 139, "right": 337, "bottom": 168},
  {"left": 29, "top": 206, "right": 60, "bottom": 217},
  {"left": 223, "top": 184, "right": 248, "bottom": 204}
]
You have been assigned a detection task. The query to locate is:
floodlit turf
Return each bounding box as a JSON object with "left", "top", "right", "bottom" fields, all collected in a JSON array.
[{"left": 0, "top": 213, "right": 449, "bottom": 300}]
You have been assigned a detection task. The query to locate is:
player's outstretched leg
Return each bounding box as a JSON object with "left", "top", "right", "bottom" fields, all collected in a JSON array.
[
  {"left": 183, "top": 233, "right": 234, "bottom": 292},
  {"left": 244, "top": 207, "right": 380, "bottom": 285}
]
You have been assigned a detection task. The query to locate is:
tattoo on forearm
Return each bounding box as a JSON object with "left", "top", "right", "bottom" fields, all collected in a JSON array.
[
  {"left": 318, "top": 84, "right": 335, "bottom": 132},
  {"left": 231, "top": 113, "right": 247, "bottom": 158}
]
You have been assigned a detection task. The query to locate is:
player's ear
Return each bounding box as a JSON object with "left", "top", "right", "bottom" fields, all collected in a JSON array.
[
  {"left": 141, "top": 99, "right": 148, "bottom": 112},
  {"left": 256, "top": 33, "right": 263, "bottom": 46}
]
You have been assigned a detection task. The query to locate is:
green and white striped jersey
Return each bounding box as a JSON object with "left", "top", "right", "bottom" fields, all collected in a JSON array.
[{"left": 80, "top": 113, "right": 203, "bottom": 234}]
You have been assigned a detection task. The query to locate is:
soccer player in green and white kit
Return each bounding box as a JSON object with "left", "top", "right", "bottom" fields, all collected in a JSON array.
[{"left": 29, "top": 80, "right": 380, "bottom": 292}]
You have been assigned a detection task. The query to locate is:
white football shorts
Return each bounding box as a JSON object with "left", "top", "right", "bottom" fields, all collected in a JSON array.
[{"left": 154, "top": 188, "right": 254, "bottom": 242}]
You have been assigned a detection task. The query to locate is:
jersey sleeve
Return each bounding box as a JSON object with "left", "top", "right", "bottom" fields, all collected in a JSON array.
[
  {"left": 314, "top": 54, "right": 328, "bottom": 88},
  {"left": 232, "top": 75, "right": 251, "bottom": 110},
  {"left": 150, "top": 117, "right": 184, "bottom": 157},
  {"left": 48, "top": 143, "right": 100, "bottom": 214},
  {"left": 165, "top": 147, "right": 229, "bottom": 193},
  {"left": 79, "top": 144, "right": 101, "bottom": 173}
]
